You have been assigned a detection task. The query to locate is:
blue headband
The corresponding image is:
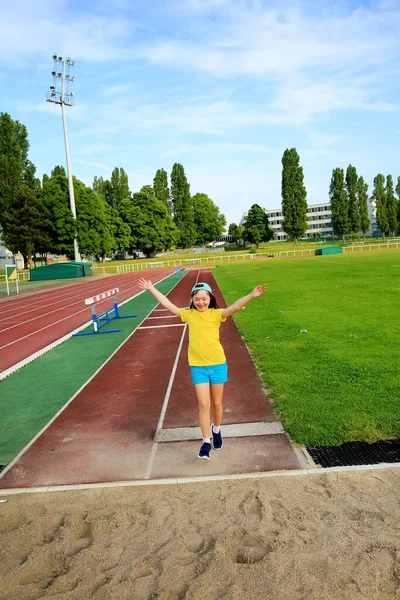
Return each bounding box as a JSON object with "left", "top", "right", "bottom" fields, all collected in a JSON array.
[{"left": 191, "top": 282, "right": 212, "bottom": 294}]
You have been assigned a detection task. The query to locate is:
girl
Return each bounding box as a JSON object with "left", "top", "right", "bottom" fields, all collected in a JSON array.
[{"left": 138, "top": 277, "right": 266, "bottom": 460}]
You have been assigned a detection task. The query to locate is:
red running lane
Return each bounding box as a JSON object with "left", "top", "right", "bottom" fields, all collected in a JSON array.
[{"left": 0, "top": 268, "right": 174, "bottom": 374}]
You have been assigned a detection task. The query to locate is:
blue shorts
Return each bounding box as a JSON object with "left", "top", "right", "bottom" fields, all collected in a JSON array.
[{"left": 190, "top": 362, "right": 228, "bottom": 385}]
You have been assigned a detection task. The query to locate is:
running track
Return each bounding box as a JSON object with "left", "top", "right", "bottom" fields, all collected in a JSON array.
[
  {"left": 0, "top": 268, "right": 174, "bottom": 375},
  {"left": 0, "top": 269, "right": 300, "bottom": 488}
]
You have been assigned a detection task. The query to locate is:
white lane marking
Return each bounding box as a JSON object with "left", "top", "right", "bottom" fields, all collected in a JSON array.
[
  {"left": 146, "top": 315, "right": 180, "bottom": 319},
  {"left": 138, "top": 324, "right": 185, "bottom": 330},
  {"left": 144, "top": 324, "right": 187, "bottom": 480},
  {"left": 0, "top": 273, "right": 167, "bottom": 349},
  {"left": 0, "top": 271, "right": 189, "bottom": 475},
  {"left": 0, "top": 271, "right": 173, "bottom": 376}
]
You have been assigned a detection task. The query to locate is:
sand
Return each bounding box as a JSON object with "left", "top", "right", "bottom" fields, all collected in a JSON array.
[{"left": 1, "top": 467, "right": 400, "bottom": 600}]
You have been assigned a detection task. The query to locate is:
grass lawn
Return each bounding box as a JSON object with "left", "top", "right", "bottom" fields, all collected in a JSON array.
[{"left": 214, "top": 251, "right": 400, "bottom": 447}]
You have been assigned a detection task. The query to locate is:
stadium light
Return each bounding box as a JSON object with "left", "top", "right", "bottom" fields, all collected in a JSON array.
[{"left": 46, "top": 54, "right": 80, "bottom": 262}]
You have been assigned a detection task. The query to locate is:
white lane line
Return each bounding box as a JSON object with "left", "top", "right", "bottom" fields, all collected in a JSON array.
[
  {"left": 0, "top": 270, "right": 171, "bottom": 322},
  {"left": 144, "top": 324, "right": 187, "bottom": 480},
  {"left": 0, "top": 271, "right": 188, "bottom": 474},
  {"left": 146, "top": 315, "right": 180, "bottom": 319},
  {"left": 0, "top": 274, "right": 146, "bottom": 333},
  {"left": 0, "top": 275, "right": 160, "bottom": 349},
  {"left": 138, "top": 324, "right": 185, "bottom": 330},
  {"left": 0, "top": 271, "right": 175, "bottom": 377}
]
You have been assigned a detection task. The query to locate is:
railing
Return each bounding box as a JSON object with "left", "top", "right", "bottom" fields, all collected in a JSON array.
[
  {"left": 90, "top": 242, "right": 400, "bottom": 274},
  {"left": 2, "top": 243, "right": 399, "bottom": 281}
]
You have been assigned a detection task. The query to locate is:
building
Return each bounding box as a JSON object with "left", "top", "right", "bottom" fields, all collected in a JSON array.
[
  {"left": 240, "top": 201, "right": 377, "bottom": 241},
  {"left": 240, "top": 202, "right": 333, "bottom": 241}
]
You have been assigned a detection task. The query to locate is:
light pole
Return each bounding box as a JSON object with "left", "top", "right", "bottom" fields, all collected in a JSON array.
[{"left": 46, "top": 54, "right": 80, "bottom": 262}]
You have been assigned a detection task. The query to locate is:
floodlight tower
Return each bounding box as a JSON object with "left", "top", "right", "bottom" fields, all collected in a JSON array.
[{"left": 46, "top": 55, "right": 80, "bottom": 262}]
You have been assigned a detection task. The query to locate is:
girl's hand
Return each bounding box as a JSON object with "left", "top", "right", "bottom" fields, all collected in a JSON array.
[
  {"left": 252, "top": 284, "right": 266, "bottom": 298},
  {"left": 138, "top": 278, "right": 153, "bottom": 291}
]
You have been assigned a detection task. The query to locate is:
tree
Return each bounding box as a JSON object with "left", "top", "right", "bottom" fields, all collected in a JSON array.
[
  {"left": 329, "top": 168, "right": 349, "bottom": 239},
  {"left": 2, "top": 183, "right": 52, "bottom": 268},
  {"left": 131, "top": 186, "right": 178, "bottom": 257},
  {"left": 42, "top": 167, "right": 76, "bottom": 256},
  {"left": 281, "top": 148, "right": 308, "bottom": 246},
  {"left": 74, "top": 179, "right": 112, "bottom": 258},
  {"left": 346, "top": 164, "right": 360, "bottom": 233},
  {"left": 92, "top": 169, "right": 133, "bottom": 254},
  {"left": 396, "top": 177, "right": 400, "bottom": 234},
  {"left": 372, "top": 174, "right": 388, "bottom": 238},
  {"left": 108, "top": 167, "right": 131, "bottom": 209},
  {"left": 153, "top": 168, "right": 171, "bottom": 213},
  {"left": 0, "top": 114, "right": 28, "bottom": 216},
  {"left": 228, "top": 223, "right": 244, "bottom": 243},
  {"left": 192, "top": 193, "right": 226, "bottom": 245},
  {"left": 357, "top": 176, "right": 370, "bottom": 239},
  {"left": 170, "top": 163, "right": 196, "bottom": 248},
  {"left": 386, "top": 175, "right": 398, "bottom": 236},
  {"left": 242, "top": 204, "right": 273, "bottom": 247}
]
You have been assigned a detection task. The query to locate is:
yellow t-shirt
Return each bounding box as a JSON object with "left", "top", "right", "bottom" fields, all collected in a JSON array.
[{"left": 179, "top": 308, "right": 227, "bottom": 366}]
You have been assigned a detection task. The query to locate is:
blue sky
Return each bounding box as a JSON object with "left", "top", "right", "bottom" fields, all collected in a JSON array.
[{"left": 1, "top": 0, "right": 400, "bottom": 226}]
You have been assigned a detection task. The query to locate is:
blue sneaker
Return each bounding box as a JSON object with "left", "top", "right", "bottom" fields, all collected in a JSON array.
[
  {"left": 211, "top": 424, "right": 223, "bottom": 450},
  {"left": 198, "top": 442, "right": 211, "bottom": 460}
]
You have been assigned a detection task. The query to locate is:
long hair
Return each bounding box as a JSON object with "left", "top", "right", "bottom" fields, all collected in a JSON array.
[{"left": 190, "top": 290, "right": 219, "bottom": 310}]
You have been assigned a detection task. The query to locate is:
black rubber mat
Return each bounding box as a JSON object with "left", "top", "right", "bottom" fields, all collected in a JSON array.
[{"left": 307, "top": 439, "right": 400, "bottom": 468}]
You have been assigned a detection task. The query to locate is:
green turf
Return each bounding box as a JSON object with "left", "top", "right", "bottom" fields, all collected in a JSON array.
[
  {"left": 0, "top": 271, "right": 185, "bottom": 467},
  {"left": 214, "top": 251, "right": 400, "bottom": 446}
]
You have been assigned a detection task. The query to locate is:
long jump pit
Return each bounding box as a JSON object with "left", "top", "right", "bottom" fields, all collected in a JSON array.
[{"left": 0, "top": 270, "right": 301, "bottom": 490}]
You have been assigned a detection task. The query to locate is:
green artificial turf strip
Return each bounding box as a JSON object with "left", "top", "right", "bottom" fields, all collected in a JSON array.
[
  {"left": 0, "top": 272, "right": 185, "bottom": 467},
  {"left": 214, "top": 251, "right": 400, "bottom": 446}
]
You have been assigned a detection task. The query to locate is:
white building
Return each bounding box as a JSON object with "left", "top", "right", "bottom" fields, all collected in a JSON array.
[
  {"left": 0, "top": 243, "right": 15, "bottom": 270},
  {"left": 240, "top": 202, "right": 333, "bottom": 241},
  {"left": 240, "top": 201, "right": 377, "bottom": 241}
]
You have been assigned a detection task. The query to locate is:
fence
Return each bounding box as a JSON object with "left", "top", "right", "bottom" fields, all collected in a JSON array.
[
  {"left": 87, "top": 242, "right": 400, "bottom": 274},
  {"left": 3, "top": 243, "right": 398, "bottom": 281}
]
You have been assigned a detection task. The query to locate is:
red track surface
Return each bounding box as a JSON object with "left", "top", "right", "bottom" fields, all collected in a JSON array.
[
  {"left": 0, "top": 270, "right": 300, "bottom": 489},
  {"left": 0, "top": 268, "right": 174, "bottom": 374}
]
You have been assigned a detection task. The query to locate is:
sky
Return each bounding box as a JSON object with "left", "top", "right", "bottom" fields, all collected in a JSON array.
[{"left": 1, "top": 0, "right": 400, "bottom": 226}]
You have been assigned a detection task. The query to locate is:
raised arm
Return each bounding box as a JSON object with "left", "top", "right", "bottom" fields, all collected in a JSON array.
[
  {"left": 138, "top": 278, "right": 181, "bottom": 316},
  {"left": 221, "top": 284, "right": 266, "bottom": 318}
]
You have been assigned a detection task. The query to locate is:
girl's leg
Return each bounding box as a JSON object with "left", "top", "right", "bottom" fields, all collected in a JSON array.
[
  {"left": 194, "top": 383, "right": 211, "bottom": 438},
  {"left": 210, "top": 383, "right": 224, "bottom": 427}
]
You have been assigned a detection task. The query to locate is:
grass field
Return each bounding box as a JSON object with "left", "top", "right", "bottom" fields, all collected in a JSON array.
[{"left": 214, "top": 251, "right": 400, "bottom": 447}]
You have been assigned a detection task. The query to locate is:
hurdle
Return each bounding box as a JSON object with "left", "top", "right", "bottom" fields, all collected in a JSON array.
[{"left": 73, "top": 288, "right": 136, "bottom": 336}]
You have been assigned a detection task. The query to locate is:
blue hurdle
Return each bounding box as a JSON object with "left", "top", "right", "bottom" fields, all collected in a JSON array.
[{"left": 73, "top": 287, "right": 136, "bottom": 336}]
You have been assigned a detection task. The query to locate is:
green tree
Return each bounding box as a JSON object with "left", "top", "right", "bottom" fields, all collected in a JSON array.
[
  {"left": 243, "top": 204, "right": 273, "bottom": 247},
  {"left": 93, "top": 169, "right": 133, "bottom": 253},
  {"left": 42, "top": 167, "right": 76, "bottom": 256},
  {"left": 357, "top": 176, "right": 370, "bottom": 238},
  {"left": 2, "top": 183, "right": 52, "bottom": 268},
  {"left": 386, "top": 175, "right": 398, "bottom": 236},
  {"left": 0, "top": 113, "right": 28, "bottom": 224},
  {"left": 228, "top": 223, "right": 244, "bottom": 243},
  {"left": 372, "top": 174, "right": 388, "bottom": 238},
  {"left": 170, "top": 163, "right": 196, "bottom": 248},
  {"left": 192, "top": 193, "right": 226, "bottom": 245},
  {"left": 153, "top": 168, "right": 171, "bottom": 213},
  {"left": 0, "top": 112, "right": 42, "bottom": 257},
  {"left": 281, "top": 148, "right": 308, "bottom": 246},
  {"left": 346, "top": 164, "right": 360, "bottom": 233},
  {"left": 396, "top": 177, "right": 400, "bottom": 233},
  {"left": 330, "top": 168, "right": 350, "bottom": 239},
  {"left": 131, "top": 186, "right": 178, "bottom": 257},
  {"left": 108, "top": 167, "right": 131, "bottom": 209},
  {"left": 74, "top": 179, "right": 112, "bottom": 258}
]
